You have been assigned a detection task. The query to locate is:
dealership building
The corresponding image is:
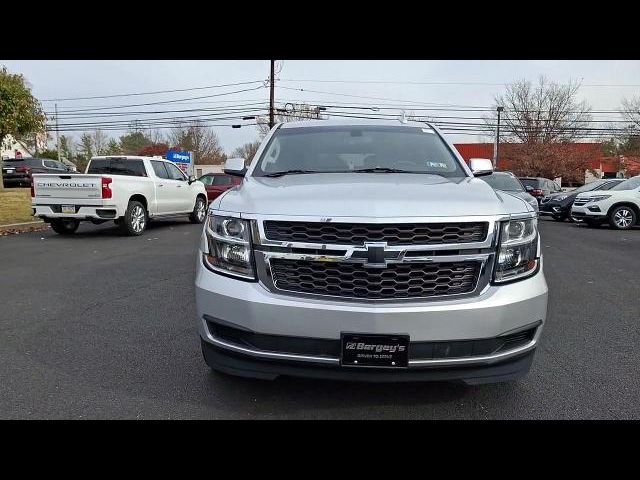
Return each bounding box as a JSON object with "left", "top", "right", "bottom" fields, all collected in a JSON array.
[{"left": 454, "top": 142, "right": 640, "bottom": 186}]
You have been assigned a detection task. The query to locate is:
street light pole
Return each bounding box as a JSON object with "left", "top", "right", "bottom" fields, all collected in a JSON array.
[
  {"left": 494, "top": 106, "right": 504, "bottom": 170},
  {"left": 269, "top": 60, "right": 275, "bottom": 129},
  {"left": 55, "top": 103, "right": 61, "bottom": 162}
]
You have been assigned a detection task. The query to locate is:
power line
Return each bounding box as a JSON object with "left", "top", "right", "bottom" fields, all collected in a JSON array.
[
  {"left": 48, "top": 120, "right": 259, "bottom": 133},
  {"left": 49, "top": 102, "right": 269, "bottom": 118},
  {"left": 45, "top": 85, "right": 266, "bottom": 113},
  {"left": 281, "top": 78, "right": 640, "bottom": 88},
  {"left": 47, "top": 111, "right": 267, "bottom": 131},
  {"left": 40, "top": 80, "right": 265, "bottom": 102}
]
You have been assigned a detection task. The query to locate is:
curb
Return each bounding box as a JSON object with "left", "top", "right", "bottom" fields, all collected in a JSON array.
[{"left": 0, "top": 220, "right": 49, "bottom": 236}]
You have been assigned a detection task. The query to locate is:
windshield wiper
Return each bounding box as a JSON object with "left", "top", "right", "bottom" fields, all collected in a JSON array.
[
  {"left": 352, "top": 167, "right": 417, "bottom": 174},
  {"left": 262, "top": 169, "right": 321, "bottom": 178}
]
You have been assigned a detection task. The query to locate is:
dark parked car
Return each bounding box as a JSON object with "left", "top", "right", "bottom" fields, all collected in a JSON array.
[
  {"left": 478, "top": 171, "right": 539, "bottom": 212},
  {"left": 539, "top": 178, "right": 625, "bottom": 221},
  {"left": 198, "top": 173, "right": 241, "bottom": 203},
  {"left": 518, "top": 177, "right": 562, "bottom": 203},
  {"left": 2, "top": 157, "right": 76, "bottom": 188}
]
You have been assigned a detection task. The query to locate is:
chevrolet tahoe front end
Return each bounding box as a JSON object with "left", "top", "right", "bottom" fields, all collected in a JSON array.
[{"left": 194, "top": 120, "right": 548, "bottom": 384}]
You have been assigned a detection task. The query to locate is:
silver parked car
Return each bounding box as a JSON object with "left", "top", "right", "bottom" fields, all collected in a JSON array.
[
  {"left": 478, "top": 171, "right": 539, "bottom": 212},
  {"left": 195, "top": 119, "right": 548, "bottom": 385}
]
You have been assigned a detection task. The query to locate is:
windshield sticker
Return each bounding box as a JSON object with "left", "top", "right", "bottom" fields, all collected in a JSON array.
[{"left": 426, "top": 161, "right": 449, "bottom": 169}]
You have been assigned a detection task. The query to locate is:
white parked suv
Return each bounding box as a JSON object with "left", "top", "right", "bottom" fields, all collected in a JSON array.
[
  {"left": 571, "top": 175, "right": 640, "bottom": 229},
  {"left": 32, "top": 156, "right": 208, "bottom": 235}
]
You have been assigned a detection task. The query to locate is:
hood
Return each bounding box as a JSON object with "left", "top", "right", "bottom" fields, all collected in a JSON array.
[
  {"left": 507, "top": 190, "right": 539, "bottom": 209},
  {"left": 576, "top": 190, "right": 613, "bottom": 199},
  {"left": 214, "top": 173, "right": 533, "bottom": 218},
  {"left": 546, "top": 191, "right": 573, "bottom": 201}
]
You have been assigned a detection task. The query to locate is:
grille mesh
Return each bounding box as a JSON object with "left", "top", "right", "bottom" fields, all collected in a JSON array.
[
  {"left": 270, "top": 259, "right": 481, "bottom": 299},
  {"left": 264, "top": 221, "right": 488, "bottom": 246}
]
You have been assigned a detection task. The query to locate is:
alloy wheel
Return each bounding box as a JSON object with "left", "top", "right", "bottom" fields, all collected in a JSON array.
[
  {"left": 131, "top": 205, "right": 146, "bottom": 233},
  {"left": 614, "top": 209, "right": 633, "bottom": 229},
  {"left": 196, "top": 199, "right": 206, "bottom": 222}
]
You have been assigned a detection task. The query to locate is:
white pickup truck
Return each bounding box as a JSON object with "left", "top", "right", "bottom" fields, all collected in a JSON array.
[{"left": 32, "top": 156, "right": 208, "bottom": 236}]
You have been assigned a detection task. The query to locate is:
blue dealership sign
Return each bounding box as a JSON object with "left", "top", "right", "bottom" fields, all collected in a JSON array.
[
  {"left": 166, "top": 150, "right": 193, "bottom": 175},
  {"left": 166, "top": 151, "right": 192, "bottom": 164}
]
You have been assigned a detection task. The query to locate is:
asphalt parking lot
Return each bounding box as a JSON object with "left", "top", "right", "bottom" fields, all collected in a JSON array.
[{"left": 1, "top": 217, "right": 639, "bottom": 419}]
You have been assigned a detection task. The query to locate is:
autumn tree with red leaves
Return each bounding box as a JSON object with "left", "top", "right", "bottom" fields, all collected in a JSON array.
[{"left": 137, "top": 143, "right": 170, "bottom": 157}]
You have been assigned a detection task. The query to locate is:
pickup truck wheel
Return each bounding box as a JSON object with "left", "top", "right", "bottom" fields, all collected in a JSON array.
[
  {"left": 609, "top": 206, "right": 636, "bottom": 230},
  {"left": 189, "top": 196, "right": 207, "bottom": 224},
  {"left": 50, "top": 219, "right": 80, "bottom": 235},
  {"left": 120, "top": 201, "right": 147, "bottom": 236}
]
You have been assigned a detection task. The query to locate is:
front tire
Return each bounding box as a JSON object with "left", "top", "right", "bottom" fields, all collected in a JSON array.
[
  {"left": 609, "top": 206, "right": 637, "bottom": 230},
  {"left": 119, "top": 201, "right": 148, "bottom": 236},
  {"left": 50, "top": 219, "right": 80, "bottom": 235},
  {"left": 189, "top": 196, "right": 207, "bottom": 224}
]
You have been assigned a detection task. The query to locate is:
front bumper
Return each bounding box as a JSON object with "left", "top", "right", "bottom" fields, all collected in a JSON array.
[
  {"left": 539, "top": 201, "right": 570, "bottom": 216},
  {"left": 570, "top": 204, "right": 607, "bottom": 221},
  {"left": 201, "top": 337, "right": 537, "bottom": 384},
  {"left": 195, "top": 251, "right": 548, "bottom": 381}
]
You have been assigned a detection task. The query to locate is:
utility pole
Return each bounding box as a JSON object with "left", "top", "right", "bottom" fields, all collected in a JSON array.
[
  {"left": 55, "top": 103, "right": 61, "bottom": 162},
  {"left": 269, "top": 60, "right": 275, "bottom": 129},
  {"left": 494, "top": 106, "right": 504, "bottom": 169}
]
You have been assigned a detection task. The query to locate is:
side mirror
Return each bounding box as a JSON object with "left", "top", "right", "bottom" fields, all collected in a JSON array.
[
  {"left": 188, "top": 175, "right": 196, "bottom": 184},
  {"left": 224, "top": 157, "right": 247, "bottom": 177},
  {"left": 525, "top": 185, "right": 534, "bottom": 192},
  {"left": 469, "top": 158, "right": 494, "bottom": 177}
]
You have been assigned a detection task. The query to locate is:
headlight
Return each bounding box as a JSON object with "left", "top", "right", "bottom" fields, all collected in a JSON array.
[
  {"left": 555, "top": 194, "right": 568, "bottom": 201},
  {"left": 493, "top": 217, "right": 539, "bottom": 283},
  {"left": 585, "top": 195, "right": 611, "bottom": 203},
  {"left": 203, "top": 214, "right": 255, "bottom": 280}
]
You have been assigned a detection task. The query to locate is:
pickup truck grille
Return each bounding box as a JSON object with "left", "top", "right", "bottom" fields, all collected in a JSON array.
[
  {"left": 263, "top": 221, "right": 488, "bottom": 246},
  {"left": 269, "top": 259, "right": 481, "bottom": 300}
]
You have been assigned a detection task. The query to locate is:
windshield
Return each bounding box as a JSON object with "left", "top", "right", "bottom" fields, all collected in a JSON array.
[
  {"left": 612, "top": 176, "right": 640, "bottom": 191},
  {"left": 479, "top": 174, "right": 524, "bottom": 192},
  {"left": 252, "top": 126, "right": 466, "bottom": 178}
]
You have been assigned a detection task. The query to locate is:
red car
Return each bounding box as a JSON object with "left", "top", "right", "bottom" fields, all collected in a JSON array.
[{"left": 198, "top": 173, "right": 242, "bottom": 203}]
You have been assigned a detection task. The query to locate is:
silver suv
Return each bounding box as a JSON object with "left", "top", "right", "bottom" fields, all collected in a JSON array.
[{"left": 195, "top": 120, "right": 548, "bottom": 384}]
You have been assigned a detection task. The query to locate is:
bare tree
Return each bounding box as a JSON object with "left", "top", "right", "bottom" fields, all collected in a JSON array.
[
  {"left": 256, "top": 103, "right": 321, "bottom": 138},
  {"left": 621, "top": 96, "right": 640, "bottom": 129},
  {"left": 92, "top": 129, "right": 109, "bottom": 155},
  {"left": 148, "top": 128, "right": 166, "bottom": 145},
  {"left": 231, "top": 140, "right": 261, "bottom": 162},
  {"left": 489, "top": 76, "right": 592, "bottom": 143},
  {"left": 168, "top": 120, "right": 226, "bottom": 165}
]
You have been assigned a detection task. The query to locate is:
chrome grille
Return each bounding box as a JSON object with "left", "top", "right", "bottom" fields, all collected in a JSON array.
[
  {"left": 573, "top": 198, "right": 589, "bottom": 206},
  {"left": 269, "top": 259, "right": 481, "bottom": 300},
  {"left": 263, "top": 221, "right": 488, "bottom": 245}
]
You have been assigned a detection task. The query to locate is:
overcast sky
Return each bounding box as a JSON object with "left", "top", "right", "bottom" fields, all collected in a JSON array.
[{"left": 2, "top": 60, "right": 640, "bottom": 153}]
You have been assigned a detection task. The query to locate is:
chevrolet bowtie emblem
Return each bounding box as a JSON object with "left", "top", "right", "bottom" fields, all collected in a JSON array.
[{"left": 349, "top": 242, "right": 403, "bottom": 268}]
